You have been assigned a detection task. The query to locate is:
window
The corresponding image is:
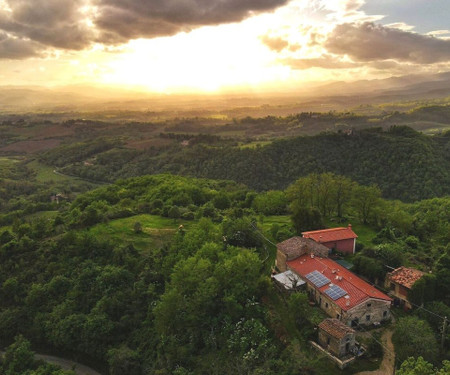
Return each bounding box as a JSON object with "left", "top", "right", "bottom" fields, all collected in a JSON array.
[
  {"left": 383, "top": 311, "right": 388, "bottom": 317},
  {"left": 367, "top": 303, "right": 372, "bottom": 307},
  {"left": 327, "top": 338, "right": 330, "bottom": 345},
  {"left": 390, "top": 283, "right": 396, "bottom": 291},
  {"left": 325, "top": 303, "right": 329, "bottom": 308},
  {"left": 336, "top": 313, "right": 340, "bottom": 319},
  {"left": 366, "top": 315, "right": 371, "bottom": 321}
]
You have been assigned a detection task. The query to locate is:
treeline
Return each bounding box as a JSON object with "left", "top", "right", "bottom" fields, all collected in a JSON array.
[{"left": 49, "top": 126, "right": 449, "bottom": 202}]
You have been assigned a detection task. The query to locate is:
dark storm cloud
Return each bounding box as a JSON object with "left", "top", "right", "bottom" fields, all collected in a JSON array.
[
  {"left": 0, "top": 32, "right": 40, "bottom": 59},
  {"left": 0, "top": 0, "right": 289, "bottom": 57},
  {"left": 325, "top": 22, "right": 450, "bottom": 64},
  {"left": 0, "top": 0, "right": 93, "bottom": 50},
  {"left": 93, "top": 0, "right": 290, "bottom": 42}
]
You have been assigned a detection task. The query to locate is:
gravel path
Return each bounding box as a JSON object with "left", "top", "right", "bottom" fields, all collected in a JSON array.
[{"left": 355, "top": 329, "right": 395, "bottom": 375}]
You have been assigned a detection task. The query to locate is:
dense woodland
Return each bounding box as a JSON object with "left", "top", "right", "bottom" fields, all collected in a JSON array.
[
  {"left": 39, "top": 126, "right": 450, "bottom": 202},
  {"left": 0, "top": 105, "right": 449, "bottom": 374},
  {"left": 0, "top": 171, "right": 449, "bottom": 374}
]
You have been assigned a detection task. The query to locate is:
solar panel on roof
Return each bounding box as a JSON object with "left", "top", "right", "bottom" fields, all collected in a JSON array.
[
  {"left": 324, "top": 284, "right": 347, "bottom": 300},
  {"left": 305, "top": 270, "right": 331, "bottom": 288}
]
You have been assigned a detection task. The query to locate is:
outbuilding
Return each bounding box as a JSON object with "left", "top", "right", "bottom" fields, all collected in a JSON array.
[
  {"left": 302, "top": 224, "right": 358, "bottom": 254},
  {"left": 318, "top": 318, "right": 356, "bottom": 358}
]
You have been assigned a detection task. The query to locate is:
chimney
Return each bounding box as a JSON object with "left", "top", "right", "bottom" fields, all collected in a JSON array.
[{"left": 348, "top": 224, "right": 352, "bottom": 229}]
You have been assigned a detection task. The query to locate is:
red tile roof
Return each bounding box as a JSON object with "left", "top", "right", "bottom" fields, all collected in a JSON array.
[
  {"left": 287, "top": 254, "right": 391, "bottom": 311},
  {"left": 302, "top": 225, "right": 357, "bottom": 243},
  {"left": 388, "top": 266, "right": 425, "bottom": 289},
  {"left": 319, "top": 318, "right": 355, "bottom": 339}
]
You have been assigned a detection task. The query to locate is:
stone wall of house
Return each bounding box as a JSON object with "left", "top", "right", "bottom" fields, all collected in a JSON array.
[
  {"left": 344, "top": 298, "right": 391, "bottom": 326},
  {"left": 318, "top": 331, "right": 355, "bottom": 358},
  {"left": 306, "top": 283, "right": 345, "bottom": 320},
  {"left": 385, "top": 282, "right": 413, "bottom": 309},
  {"left": 276, "top": 250, "right": 287, "bottom": 272},
  {"left": 318, "top": 331, "right": 340, "bottom": 357},
  {"left": 305, "top": 283, "right": 391, "bottom": 326}
]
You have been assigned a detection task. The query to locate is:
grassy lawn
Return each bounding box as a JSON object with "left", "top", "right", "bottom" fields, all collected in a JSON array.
[
  {"left": 260, "top": 215, "right": 291, "bottom": 232},
  {"left": 0, "top": 156, "right": 23, "bottom": 164},
  {"left": 27, "top": 160, "right": 81, "bottom": 183},
  {"left": 89, "top": 214, "right": 197, "bottom": 250}
]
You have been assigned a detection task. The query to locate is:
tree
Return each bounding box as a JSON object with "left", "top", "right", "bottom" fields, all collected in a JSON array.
[
  {"left": 222, "top": 217, "right": 262, "bottom": 248},
  {"left": 352, "top": 185, "right": 382, "bottom": 224},
  {"left": 213, "top": 193, "right": 231, "bottom": 210},
  {"left": 1, "top": 335, "right": 35, "bottom": 375},
  {"left": 252, "top": 191, "right": 287, "bottom": 215},
  {"left": 108, "top": 346, "right": 141, "bottom": 375},
  {"left": 133, "top": 221, "right": 142, "bottom": 233},
  {"left": 0, "top": 229, "right": 14, "bottom": 244},
  {"left": 396, "top": 356, "right": 436, "bottom": 375},
  {"left": 392, "top": 317, "right": 439, "bottom": 364},
  {"left": 291, "top": 206, "right": 323, "bottom": 234},
  {"left": 168, "top": 206, "right": 181, "bottom": 222},
  {"left": 408, "top": 273, "right": 436, "bottom": 306},
  {"left": 333, "top": 175, "right": 355, "bottom": 218},
  {"left": 397, "top": 357, "right": 450, "bottom": 375}
]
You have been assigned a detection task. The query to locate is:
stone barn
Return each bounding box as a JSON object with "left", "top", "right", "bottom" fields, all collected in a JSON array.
[{"left": 318, "top": 318, "right": 356, "bottom": 358}]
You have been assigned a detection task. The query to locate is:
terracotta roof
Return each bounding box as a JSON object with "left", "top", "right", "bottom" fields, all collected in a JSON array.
[
  {"left": 302, "top": 225, "right": 357, "bottom": 243},
  {"left": 287, "top": 254, "right": 391, "bottom": 311},
  {"left": 388, "top": 266, "right": 425, "bottom": 289},
  {"left": 319, "top": 318, "right": 355, "bottom": 339},
  {"left": 277, "top": 236, "right": 329, "bottom": 260}
]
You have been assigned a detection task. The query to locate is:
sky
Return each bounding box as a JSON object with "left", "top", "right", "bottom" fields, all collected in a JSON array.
[{"left": 0, "top": 0, "right": 449, "bottom": 93}]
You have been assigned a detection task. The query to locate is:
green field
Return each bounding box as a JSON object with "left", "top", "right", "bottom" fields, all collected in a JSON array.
[
  {"left": 89, "top": 214, "right": 197, "bottom": 250},
  {"left": 27, "top": 159, "right": 86, "bottom": 183}
]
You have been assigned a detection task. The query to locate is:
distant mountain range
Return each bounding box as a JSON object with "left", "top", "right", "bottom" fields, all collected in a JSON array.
[{"left": 0, "top": 72, "right": 449, "bottom": 113}]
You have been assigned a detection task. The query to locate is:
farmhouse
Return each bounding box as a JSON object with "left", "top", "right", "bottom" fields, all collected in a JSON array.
[
  {"left": 276, "top": 237, "right": 392, "bottom": 327},
  {"left": 302, "top": 224, "right": 358, "bottom": 254},
  {"left": 385, "top": 266, "right": 424, "bottom": 309}
]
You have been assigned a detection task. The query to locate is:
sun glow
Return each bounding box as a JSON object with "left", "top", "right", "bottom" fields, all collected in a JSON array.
[{"left": 99, "top": 20, "right": 293, "bottom": 93}]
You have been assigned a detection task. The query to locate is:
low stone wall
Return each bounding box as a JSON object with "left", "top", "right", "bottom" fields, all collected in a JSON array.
[{"left": 309, "top": 341, "right": 356, "bottom": 369}]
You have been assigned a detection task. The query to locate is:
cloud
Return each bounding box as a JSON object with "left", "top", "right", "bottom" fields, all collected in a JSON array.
[
  {"left": 325, "top": 22, "right": 450, "bottom": 64},
  {"left": 0, "top": 0, "right": 94, "bottom": 50},
  {"left": 93, "top": 0, "right": 290, "bottom": 42},
  {"left": 384, "top": 22, "right": 415, "bottom": 31},
  {"left": 0, "top": 32, "right": 40, "bottom": 59},
  {"left": 281, "top": 55, "right": 360, "bottom": 70},
  {"left": 260, "top": 35, "right": 290, "bottom": 52},
  {"left": 0, "top": 0, "right": 289, "bottom": 57}
]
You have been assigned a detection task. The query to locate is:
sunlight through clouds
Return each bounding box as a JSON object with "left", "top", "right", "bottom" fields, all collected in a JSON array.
[{"left": 0, "top": 0, "right": 448, "bottom": 91}]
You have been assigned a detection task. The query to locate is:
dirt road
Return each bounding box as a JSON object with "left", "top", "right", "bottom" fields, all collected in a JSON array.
[{"left": 355, "top": 329, "right": 395, "bottom": 375}]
